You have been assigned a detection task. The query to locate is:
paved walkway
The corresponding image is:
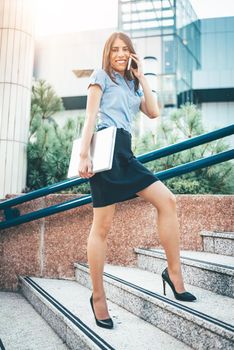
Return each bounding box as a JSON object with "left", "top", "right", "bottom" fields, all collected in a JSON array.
[{"left": 0, "top": 291, "right": 69, "bottom": 350}]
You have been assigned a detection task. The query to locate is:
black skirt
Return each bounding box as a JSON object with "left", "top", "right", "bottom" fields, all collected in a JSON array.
[{"left": 89, "top": 127, "right": 160, "bottom": 207}]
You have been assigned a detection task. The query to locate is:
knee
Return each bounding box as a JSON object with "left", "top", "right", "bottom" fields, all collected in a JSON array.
[
  {"left": 167, "top": 193, "right": 177, "bottom": 210},
  {"left": 158, "top": 192, "right": 177, "bottom": 213},
  {"left": 91, "top": 220, "right": 112, "bottom": 240}
]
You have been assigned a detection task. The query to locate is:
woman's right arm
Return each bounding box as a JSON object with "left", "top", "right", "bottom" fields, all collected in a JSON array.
[{"left": 78, "top": 85, "right": 102, "bottom": 178}]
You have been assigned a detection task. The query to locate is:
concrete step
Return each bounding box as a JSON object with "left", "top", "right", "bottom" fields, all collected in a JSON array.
[
  {"left": 19, "top": 276, "right": 190, "bottom": 350},
  {"left": 0, "top": 291, "right": 69, "bottom": 350},
  {"left": 135, "top": 248, "right": 234, "bottom": 298},
  {"left": 74, "top": 262, "right": 234, "bottom": 350},
  {"left": 200, "top": 231, "right": 234, "bottom": 257}
]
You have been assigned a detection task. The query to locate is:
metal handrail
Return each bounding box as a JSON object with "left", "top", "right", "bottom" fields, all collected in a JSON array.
[
  {"left": 0, "top": 124, "right": 233, "bottom": 210},
  {"left": 0, "top": 149, "right": 233, "bottom": 230},
  {"left": 137, "top": 124, "right": 234, "bottom": 164},
  {"left": 0, "top": 124, "right": 233, "bottom": 230}
]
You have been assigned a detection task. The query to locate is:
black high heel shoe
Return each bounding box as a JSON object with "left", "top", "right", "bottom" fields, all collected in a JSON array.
[
  {"left": 90, "top": 294, "right": 114, "bottom": 329},
  {"left": 162, "top": 268, "right": 196, "bottom": 302}
]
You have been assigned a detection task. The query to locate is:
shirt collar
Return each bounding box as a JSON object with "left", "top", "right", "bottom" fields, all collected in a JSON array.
[
  {"left": 112, "top": 69, "right": 124, "bottom": 78},
  {"left": 111, "top": 70, "right": 135, "bottom": 89}
]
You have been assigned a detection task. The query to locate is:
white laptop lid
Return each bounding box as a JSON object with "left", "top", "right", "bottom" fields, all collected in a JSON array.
[{"left": 67, "top": 126, "right": 117, "bottom": 178}]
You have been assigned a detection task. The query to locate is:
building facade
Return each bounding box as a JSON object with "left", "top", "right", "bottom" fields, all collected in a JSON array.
[
  {"left": 1, "top": 0, "right": 233, "bottom": 198},
  {"left": 192, "top": 16, "right": 234, "bottom": 131},
  {"left": 118, "top": 0, "right": 234, "bottom": 133},
  {"left": 34, "top": 2, "right": 233, "bottom": 131},
  {"left": 118, "top": 0, "right": 201, "bottom": 111},
  {"left": 34, "top": 0, "right": 201, "bottom": 124}
]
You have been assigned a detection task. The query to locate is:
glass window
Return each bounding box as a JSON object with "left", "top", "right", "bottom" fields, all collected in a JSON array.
[{"left": 163, "top": 37, "right": 175, "bottom": 73}]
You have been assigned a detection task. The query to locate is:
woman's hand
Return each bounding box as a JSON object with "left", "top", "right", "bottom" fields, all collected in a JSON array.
[
  {"left": 130, "top": 53, "right": 144, "bottom": 80},
  {"left": 78, "top": 155, "right": 94, "bottom": 178}
]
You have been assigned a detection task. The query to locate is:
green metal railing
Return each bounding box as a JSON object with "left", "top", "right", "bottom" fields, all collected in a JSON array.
[{"left": 0, "top": 124, "right": 233, "bottom": 230}]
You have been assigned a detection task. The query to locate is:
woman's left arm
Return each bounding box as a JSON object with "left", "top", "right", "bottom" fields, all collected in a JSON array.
[{"left": 130, "top": 53, "right": 160, "bottom": 119}]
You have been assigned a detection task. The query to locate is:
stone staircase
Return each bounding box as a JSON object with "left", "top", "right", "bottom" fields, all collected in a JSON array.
[{"left": 13, "top": 231, "right": 234, "bottom": 349}]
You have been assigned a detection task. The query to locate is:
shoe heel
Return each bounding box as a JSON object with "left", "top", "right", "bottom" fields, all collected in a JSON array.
[
  {"left": 161, "top": 268, "right": 196, "bottom": 302},
  {"left": 163, "top": 279, "right": 166, "bottom": 295},
  {"left": 90, "top": 294, "right": 114, "bottom": 329}
]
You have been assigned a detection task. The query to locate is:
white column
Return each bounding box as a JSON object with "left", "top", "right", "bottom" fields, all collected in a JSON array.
[{"left": 0, "top": 0, "right": 34, "bottom": 199}]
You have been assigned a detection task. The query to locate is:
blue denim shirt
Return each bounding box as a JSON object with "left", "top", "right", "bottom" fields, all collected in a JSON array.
[{"left": 88, "top": 68, "right": 143, "bottom": 134}]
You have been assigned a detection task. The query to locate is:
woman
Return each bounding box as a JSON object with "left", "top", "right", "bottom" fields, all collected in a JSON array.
[{"left": 78, "top": 32, "right": 196, "bottom": 329}]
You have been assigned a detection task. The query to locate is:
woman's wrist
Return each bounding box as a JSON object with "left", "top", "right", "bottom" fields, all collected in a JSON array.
[{"left": 79, "top": 153, "right": 89, "bottom": 159}]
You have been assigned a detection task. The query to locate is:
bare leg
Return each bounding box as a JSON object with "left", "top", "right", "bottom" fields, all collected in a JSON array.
[
  {"left": 137, "top": 180, "right": 185, "bottom": 292},
  {"left": 87, "top": 204, "right": 116, "bottom": 319}
]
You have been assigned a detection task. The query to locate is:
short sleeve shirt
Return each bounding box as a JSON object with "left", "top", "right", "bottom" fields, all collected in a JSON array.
[{"left": 88, "top": 68, "right": 143, "bottom": 134}]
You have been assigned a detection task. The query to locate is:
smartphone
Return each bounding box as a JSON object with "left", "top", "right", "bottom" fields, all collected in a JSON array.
[{"left": 127, "top": 56, "right": 138, "bottom": 70}]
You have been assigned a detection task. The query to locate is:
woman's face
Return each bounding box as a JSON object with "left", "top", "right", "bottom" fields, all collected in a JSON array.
[{"left": 110, "top": 37, "right": 130, "bottom": 76}]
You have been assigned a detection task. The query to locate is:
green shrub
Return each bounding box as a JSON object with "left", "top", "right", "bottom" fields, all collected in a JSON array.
[
  {"left": 26, "top": 80, "right": 90, "bottom": 194},
  {"left": 132, "top": 103, "right": 233, "bottom": 194}
]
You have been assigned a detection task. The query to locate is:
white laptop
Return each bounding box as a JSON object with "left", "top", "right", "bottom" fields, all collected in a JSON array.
[{"left": 67, "top": 126, "right": 117, "bottom": 178}]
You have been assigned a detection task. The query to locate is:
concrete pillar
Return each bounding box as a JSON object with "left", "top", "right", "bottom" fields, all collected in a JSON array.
[{"left": 0, "top": 0, "right": 34, "bottom": 199}]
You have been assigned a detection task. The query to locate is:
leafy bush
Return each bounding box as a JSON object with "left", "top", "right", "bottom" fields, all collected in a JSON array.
[
  {"left": 132, "top": 103, "right": 233, "bottom": 194},
  {"left": 26, "top": 80, "right": 90, "bottom": 194}
]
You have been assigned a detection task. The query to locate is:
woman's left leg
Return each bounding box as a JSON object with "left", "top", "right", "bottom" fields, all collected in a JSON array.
[{"left": 136, "top": 180, "right": 185, "bottom": 293}]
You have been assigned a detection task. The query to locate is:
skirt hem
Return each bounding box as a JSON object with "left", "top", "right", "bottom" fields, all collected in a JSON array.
[{"left": 92, "top": 177, "right": 159, "bottom": 208}]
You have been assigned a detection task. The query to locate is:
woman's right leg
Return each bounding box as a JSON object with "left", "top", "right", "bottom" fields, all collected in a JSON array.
[{"left": 87, "top": 204, "right": 116, "bottom": 320}]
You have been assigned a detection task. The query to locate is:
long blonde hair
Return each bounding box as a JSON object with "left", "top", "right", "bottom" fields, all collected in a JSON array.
[{"left": 102, "top": 32, "right": 139, "bottom": 92}]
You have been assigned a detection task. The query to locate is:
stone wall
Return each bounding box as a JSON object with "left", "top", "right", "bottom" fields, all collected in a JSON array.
[{"left": 0, "top": 194, "right": 233, "bottom": 291}]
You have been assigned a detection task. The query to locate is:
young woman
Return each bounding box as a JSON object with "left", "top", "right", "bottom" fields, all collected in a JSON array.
[{"left": 78, "top": 32, "right": 196, "bottom": 329}]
